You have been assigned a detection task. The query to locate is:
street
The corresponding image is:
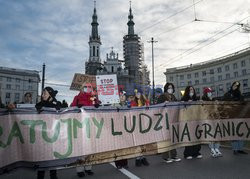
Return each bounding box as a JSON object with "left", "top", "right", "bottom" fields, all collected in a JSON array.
[{"left": 1, "top": 145, "right": 250, "bottom": 179}]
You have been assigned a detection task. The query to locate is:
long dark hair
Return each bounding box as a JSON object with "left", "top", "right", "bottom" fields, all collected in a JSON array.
[
  {"left": 181, "top": 86, "right": 198, "bottom": 101},
  {"left": 230, "top": 81, "right": 242, "bottom": 99},
  {"left": 164, "top": 82, "right": 175, "bottom": 93}
]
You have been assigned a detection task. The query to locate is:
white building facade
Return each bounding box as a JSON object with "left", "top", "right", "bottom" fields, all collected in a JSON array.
[
  {"left": 0, "top": 67, "right": 40, "bottom": 104},
  {"left": 164, "top": 48, "right": 250, "bottom": 100}
]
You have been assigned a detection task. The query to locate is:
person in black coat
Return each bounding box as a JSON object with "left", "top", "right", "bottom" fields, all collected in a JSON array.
[
  {"left": 35, "top": 86, "right": 61, "bottom": 179},
  {"left": 157, "top": 83, "right": 181, "bottom": 163},
  {"left": 182, "top": 86, "right": 202, "bottom": 160},
  {"left": 36, "top": 87, "right": 61, "bottom": 112},
  {"left": 223, "top": 81, "right": 247, "bottom": 155}
]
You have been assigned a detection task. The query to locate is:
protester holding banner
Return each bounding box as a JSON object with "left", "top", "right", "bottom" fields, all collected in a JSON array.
[
  {"left": 114, "top": 91, "right": 129, "bottom": 169},
  {"left": 202, "top": 87, "right": 222, "bottom": 158},
  {"left": 35, "top": 87, "right": 61, "bottom": 112},
  {"left": 182, "top": 86, "right": 203, "bottom": 160},
  {"left": 157, "top": 83, "right": 182, "bottom": 163},
  {"left": 70, "top": 84, "right": 95, "bottom": 177},
  {"left": 131, "top": 89, "right": 150, "bottom": 167},
  {"left": 35, "top": 86, "right": 61, "bottom": 179},
  {"left": 223, "top": 81, "right": 247, "bottom": 155}
]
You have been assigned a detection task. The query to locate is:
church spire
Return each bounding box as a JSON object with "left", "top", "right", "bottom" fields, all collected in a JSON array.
[
  {"left": 127, "top": 1, "right": 135, "bottom": 35},
  {"left": 91, "top": 1, "right": 99, "bottom": 40}
]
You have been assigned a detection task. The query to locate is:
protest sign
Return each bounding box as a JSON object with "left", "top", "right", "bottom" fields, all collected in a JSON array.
[
  {"left": 96, "top": 74, "right": 120, "bottom": 104},
  {"left": 70, "top": 73, "right": 96, "bottom": 91}
]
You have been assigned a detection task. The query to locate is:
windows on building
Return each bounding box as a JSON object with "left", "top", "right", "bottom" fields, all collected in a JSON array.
[
  {"left": 243, "top": 79, "right": 248, "bottom": 87},
  {"left": 16, "top": 78, "right": 21, "bottom": 83},
  {"left": 217, "top": 67, "right": 222, "bottom": 73},
  {"left": 6, "top": 92, "right": 10, "bottom": 99},
  {"left": 93, "top": 46, "right": 96, "bottom": 56},
  {"left": 195, "top": 88, "right": 200, "bottom": 94},
  {"left": 28, "top": 85, "right": 32, "bottom": 90},
  {"left": 241, "top": 60, "right": 246, "bottom": 67},
  {"left": 195, "top": 72, "right": 199, "bottom": 78},
  {"left": 15, "top": 93, "right": 20, "bottom": 102},
  {"left": 226, "top": 82, "right": 231, "bottom": 90},
  {"left": 210, "top": 77, "right": 214, "bottom": 82},
  {"left": 234, "top": 72, "right": 238, "bottom": 77},
  {"left": 180, "top": 75, "right": 184, "bottom": 80},
  {"left": 16, "top": 85, "right": 20, "bottom": 90},
  {"left": 209, "top": 69, "right": 214, "bottom": 74},
  {"left": 202, "top": 71, "right": 206, "bottom": 76},
  {"left": 218, "top": 75, "right": 222, "bottom": 81},
  {"left": 195, "top": 80, "right": 199, "bottom": 85},
  {"left": 226, "top": 73, "right": 230, "bottom": 79},
  {"left": 242, "top": 69, "right": 247, "bottom": 75},
  {"left": 219, "top": 84, "right": 223, "bottom": 91},
  {"left": 233, "top": 63, "right": 238, "bottom": 69},
  {"left": 7, "top": 77, "right": 11, "bottom": 82},
  {"left": 6, "top": 84, "right": 11, "bottom": 90},
  {"left": 188, "top": 81, "right": 192, "bottom": 85},
  {"left": 187, "top": 74, "right": 191, "bottom": 79},
  {"left": 180, "top": 82, "right": 185, "bottom": 86},
  {"left": 202, "top": 78, "right": 207, "bottom": 83},
  {"left": 225, "top": 65, "right": 230, "bottom": 71},
  {"left": 169, "top": 76, "right": 173, "bottom": 81}
]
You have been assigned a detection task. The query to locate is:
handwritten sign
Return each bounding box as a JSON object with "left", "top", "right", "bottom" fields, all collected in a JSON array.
[
  {"left": 96, "top": 74, "right": 120, "bottom": 104},
  {"left": 70, "top": 73, "right": 96, "bottom": 91}
]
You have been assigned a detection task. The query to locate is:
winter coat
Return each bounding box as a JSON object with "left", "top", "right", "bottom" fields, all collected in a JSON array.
[
  {"left": 223, "top": 89, "right": 244, "bottom": 101},
  {"left": 35, "top": 99, "right": 61, "bottom": 111},
  {"left": 71, "top": 92, "right": 94, "bottom": 107},
  {"left": 157, "top": 92, "right": 177, "bottom": 103}
]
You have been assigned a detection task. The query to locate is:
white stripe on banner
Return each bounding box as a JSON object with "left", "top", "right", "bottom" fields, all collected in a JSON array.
[{"left": 110, "top": 162, "right": 141, "bottom": 179}]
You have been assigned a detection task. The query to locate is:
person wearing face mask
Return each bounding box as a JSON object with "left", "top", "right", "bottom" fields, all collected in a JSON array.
[
  {"left": 202, "top": 87, "right": 222, "bottom": 158},
  {"left": 70, "top": 84, "right": 96, "bottom": 177},
  {"left": 35, "top": 87, "right": 61, "bottom": 179},
  {"left": 131, "top": 89, "right": 150, "bottom": 167},
  {"left": 157, "top": 83, "right": 181, "bottom": 163},
  {"left": 182, "top": 86, "right": 202, "bottom": 160},
  {"left": 223, "top": 81, "right": 247, "bottom": 155}
]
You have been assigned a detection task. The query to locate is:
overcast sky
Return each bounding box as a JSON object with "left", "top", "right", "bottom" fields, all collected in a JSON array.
[{"left": 0, "top": 0, "right": 250, "bottom": 103}]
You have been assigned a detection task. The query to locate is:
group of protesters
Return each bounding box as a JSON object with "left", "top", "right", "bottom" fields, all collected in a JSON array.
[{"left": 1, "top": 80, "right": 247, "bottom": 179}]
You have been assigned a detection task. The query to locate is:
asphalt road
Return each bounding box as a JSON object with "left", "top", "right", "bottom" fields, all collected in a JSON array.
[{"left": 1, "top": 145, "right": 250, "bottom": 179}]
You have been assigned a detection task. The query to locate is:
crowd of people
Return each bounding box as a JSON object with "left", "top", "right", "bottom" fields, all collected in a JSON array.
[{"left": 1, "top": 80, "right": 248, "bottom": 179}]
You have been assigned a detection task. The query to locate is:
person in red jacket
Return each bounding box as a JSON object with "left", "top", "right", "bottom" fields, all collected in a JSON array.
[{"left": 70, "top": 84, "right": 97, "bottom": 177}]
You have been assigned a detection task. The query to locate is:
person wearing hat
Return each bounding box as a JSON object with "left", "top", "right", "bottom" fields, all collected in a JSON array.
[
  {"left": 157, "top": 83, "right": 182, "bottom": 163},
  {"left": 35, "top": 86, "right": 61, "bottom": 112},
  {"left": 35, "top": 86, "right": 61, "bottom": 179},
  {"left": 224, "top": 81, "right": 247, "bottom": 155},
  {"left": 202, "top": 87, "right": 222, "bottom": 157}
]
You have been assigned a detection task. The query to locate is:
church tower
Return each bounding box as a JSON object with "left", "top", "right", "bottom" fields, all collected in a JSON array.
[
  {"left": 85, "top": 1, "right": 103, "bottom": 75},
  {"left": 123, "top": 2, "right": 146, "bottom": 92}
]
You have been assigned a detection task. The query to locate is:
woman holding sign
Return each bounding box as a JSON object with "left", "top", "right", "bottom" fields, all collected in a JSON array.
[
  {"left": 223, "top": 81, "right": 247, "bottom": 155},
  {"left": 131, "top": 89, "right": 150, "bottom": 167},
  {"left": 182, "top": 86, "right": 203, "bottom": 160},
  {"left": 71, "top": 84, "right": 96, "bottom": 177},
  {"left": 157, "top": 83, "right": 182, "bottom": 163}
]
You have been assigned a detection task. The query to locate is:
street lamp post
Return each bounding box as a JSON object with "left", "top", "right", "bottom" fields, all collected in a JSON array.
[{"left": 148, "top": 37, "right": 158, "bottom": 104}]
